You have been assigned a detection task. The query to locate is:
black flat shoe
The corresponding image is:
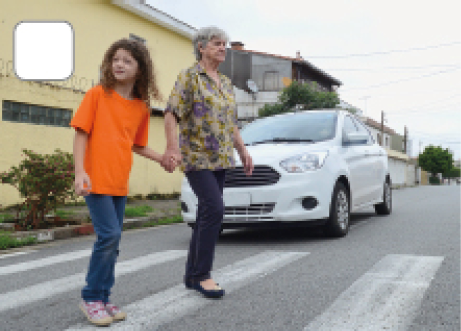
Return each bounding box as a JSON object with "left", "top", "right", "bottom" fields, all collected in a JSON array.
[
  {"left": 184, "top": 279, "right": 193, "bottom": 289},
  {"left": 185, "top": 279, "right": 219, "bottom": 290},
  {"left": 192, "top": 282, "right": 225, "bottom": 299}
]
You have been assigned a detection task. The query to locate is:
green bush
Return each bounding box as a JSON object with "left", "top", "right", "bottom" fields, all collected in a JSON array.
[
  {"left": 0, "top": 149, "right": 76, "bottom": 229},
  {"left": 258, "top": 81, "right": 339, "bottom": 118},
  {"left": 429, "top": 176, "right": 440, "bottom": 185}
]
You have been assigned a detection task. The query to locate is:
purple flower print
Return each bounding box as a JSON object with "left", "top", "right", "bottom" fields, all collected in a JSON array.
[
  {"left": 218, "top": 112, "right": 225, "bottom": 123},
  {"left": 205, "top": 135, "right": 220, "bottom": 151},
  {"left": 179, "top": 133, "right": 188, "bottom": 148},
  {"left": 180, "top": 89, "right": 188, "bottom": 100},
  {"left": 193, "top": 101, "right": 208, "bottom": 118},
  {"left": 206, "top": 81, "right": 213, "bottom": 92}
]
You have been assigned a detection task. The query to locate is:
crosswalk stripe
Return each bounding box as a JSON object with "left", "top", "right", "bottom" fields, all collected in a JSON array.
[
  {"left": 0, "top": 250, "right": 187, "bottom": 313},
  {"left": 0, "top": 249, "right": 91, "bottom": 276},
  {"left": 66, "top": 250, "right": 309, "bottom": 331},
  {"left": 0, "top": 250, "right": 36, "bottom": 260},
  {"left": 303, "top": 254, "right": 444, "bottom": 331}
]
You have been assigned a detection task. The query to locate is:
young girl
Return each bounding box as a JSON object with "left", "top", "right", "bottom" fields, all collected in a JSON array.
[{"left": 71, "top": 39, "right": 168, "bottom": 326}]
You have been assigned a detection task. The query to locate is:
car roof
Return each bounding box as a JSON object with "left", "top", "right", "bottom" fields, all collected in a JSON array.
[{"left": 258, "top": 109, "right": 342, "bottom": 120}]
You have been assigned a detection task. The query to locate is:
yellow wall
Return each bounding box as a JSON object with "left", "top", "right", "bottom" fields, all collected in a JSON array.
[
  {"left": 0, "top": 0, "right": 194, "bottom": 207},
  {"left": 420, "top": 170, "right": 429, "bottom": 185}
]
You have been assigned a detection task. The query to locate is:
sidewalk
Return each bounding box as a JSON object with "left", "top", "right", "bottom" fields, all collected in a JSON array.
[{"left": 1, "top": 199, "right": 182, "bottom": 245}]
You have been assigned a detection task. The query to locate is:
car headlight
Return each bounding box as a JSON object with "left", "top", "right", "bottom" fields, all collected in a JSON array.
[{"left": 280, "top": 151, "right": 329, "bottom": 173}]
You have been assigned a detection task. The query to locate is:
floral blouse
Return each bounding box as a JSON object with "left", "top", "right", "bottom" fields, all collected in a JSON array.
[{"left": 165, "top": 63, "right": 238, "bottom": 172}]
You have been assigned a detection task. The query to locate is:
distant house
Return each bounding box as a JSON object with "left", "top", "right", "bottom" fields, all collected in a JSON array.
[
  {"left": 362, "top": 117, "right": 397, "bottom": 150},
  {"left": 219, "top": 42, "right": 342, "bottom": 120}
]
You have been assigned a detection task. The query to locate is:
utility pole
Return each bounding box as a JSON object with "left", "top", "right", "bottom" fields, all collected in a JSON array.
[
  {"left": 404, "top": 126, "right": 407, "bottom": 154},
  {"left": 380, "top": 111, "right": 385, "bottom": 146}
]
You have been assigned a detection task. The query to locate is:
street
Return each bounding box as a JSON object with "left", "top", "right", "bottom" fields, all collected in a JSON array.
[{"left": 0, "top": 185, "right": 459, "bottom": 331}]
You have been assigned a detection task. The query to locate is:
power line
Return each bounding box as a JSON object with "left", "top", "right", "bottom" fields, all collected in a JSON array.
[
  {"left": 341, "top": 67, "right": 460, "bottom": 91},
  {"left": 325, "top": 64, "right": 460, "bottom": 72},
  {"left": 307, "top": 41, "right": 461, "bottom": 59},
  {"left": 383, "top": 94, "right": 461, "bottom": 114}
]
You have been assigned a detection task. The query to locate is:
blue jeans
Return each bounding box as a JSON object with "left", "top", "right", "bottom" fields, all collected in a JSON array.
[
  {"left": 185, "top": 170, "right": 225, "bottom": 283},
  {"left": 82, "top": 194, "right": 127, "bottom": 303}
]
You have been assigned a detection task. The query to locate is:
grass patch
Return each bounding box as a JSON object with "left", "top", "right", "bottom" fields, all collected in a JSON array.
[
  {"left": 0, "top": 231, "right": 37, "bottom": 250},
  {"left": 141, "top": 215, "right": 183, "bottom": 228},
  {"left": 124, "top": 205, "right": 154, "bottom": 218},
  {"left": 54, "top": 210, "right": 75, "bottom": 219},
  {"left": 0, "top": 214, "right": 14, "bottom": 223}
]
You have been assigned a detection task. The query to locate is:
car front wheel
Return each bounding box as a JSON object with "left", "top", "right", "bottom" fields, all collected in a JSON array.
[
  {"left": 374, "top": 181, "right": 392, "bottom": 215},
  {"left": 324, "top": 182, "right": 350, "bottom": 237}
]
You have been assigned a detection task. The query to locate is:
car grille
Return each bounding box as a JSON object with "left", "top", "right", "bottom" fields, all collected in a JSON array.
[
  {"left": 225, "top": 203, "right": 275, "bottom": 216},
  {"left": 225, "top": 166, "right": 280, "bottom": 188}
]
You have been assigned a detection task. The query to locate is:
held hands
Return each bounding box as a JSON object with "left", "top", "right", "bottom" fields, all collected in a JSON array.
[
  {"left": 74, "top": 171, "right": 92, "bottom": 196},
  {"left": 161, "top": 149, "right": 182, "bottom": 173}
]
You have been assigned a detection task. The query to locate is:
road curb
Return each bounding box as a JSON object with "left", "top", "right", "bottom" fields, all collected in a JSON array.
[{"left": 9, "top": 212, "right": 181, "bottom": 243}]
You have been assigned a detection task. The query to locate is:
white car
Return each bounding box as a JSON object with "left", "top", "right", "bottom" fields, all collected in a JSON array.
[{"left": 180, "top": 109, "right": 392, "bottom": 237}]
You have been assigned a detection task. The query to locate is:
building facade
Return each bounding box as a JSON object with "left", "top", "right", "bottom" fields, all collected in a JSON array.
[
  {"left": 219, "top": 43, "right": 342, "bottom": 120},
  {"left": 0, "top": 0, "right": 196, "bottom": 207}
]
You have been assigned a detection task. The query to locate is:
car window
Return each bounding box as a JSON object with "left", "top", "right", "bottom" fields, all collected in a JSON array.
[
  {"left": 343, "top": 116, "right": 358, "bottom": 135},
  {"left": 241, "top": 112, "right": 338, "bottom": 145},
  {"left": 352, "top": 117, "right": 374, "bottom": 144}
]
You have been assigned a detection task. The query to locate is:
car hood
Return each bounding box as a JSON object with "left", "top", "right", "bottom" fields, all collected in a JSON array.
[{"left": 234, "top": 142, "right": 334, "bottom": 166}]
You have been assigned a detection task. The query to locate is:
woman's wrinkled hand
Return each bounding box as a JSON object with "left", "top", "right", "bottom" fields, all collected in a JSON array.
[
  {"left": 239, "top": 148, "right": 254, "bottom": 176},
  {"left": 161, "top": 149, "right": 182, "bottom": 173}
]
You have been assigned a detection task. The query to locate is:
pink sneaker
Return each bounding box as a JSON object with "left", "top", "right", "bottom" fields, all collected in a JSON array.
[
  {"left": 105, "top": 303, "right": 127, "bottom": 321},
  {"left": 79, "top": 301, "right": 113, "bottom": 326}
]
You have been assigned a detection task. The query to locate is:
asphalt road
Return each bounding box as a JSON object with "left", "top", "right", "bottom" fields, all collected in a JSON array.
[{"left": 0, "top": 185, "right": 459, "bottom": 331}]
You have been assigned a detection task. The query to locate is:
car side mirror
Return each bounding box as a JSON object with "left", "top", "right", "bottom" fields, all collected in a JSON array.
[{"left": 344, "top": 132, "right": 369, "bottom": 144}]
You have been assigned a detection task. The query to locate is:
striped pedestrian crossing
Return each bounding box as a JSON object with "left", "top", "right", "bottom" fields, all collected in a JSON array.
[
  {"left": 0, "top": 250, "right": 37, "bottom": 260},
  {"left": 66, "top": 251, "right": 309, "bottom": 330},
  {"left": 0, "top": 249, "right": 91, "bottom": 276},
  {"left": 0, "top": 250, "right": 187, "bottom": 312},
  {"left": 303, "top": 254, "right": 444, "bottom": 331},
  {"left": 0, "top": 248, "right": 446, "bottom": 330}
]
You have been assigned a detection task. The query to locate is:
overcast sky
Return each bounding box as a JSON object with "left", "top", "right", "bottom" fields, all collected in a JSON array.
[{"left": 147, "top": 0, "right": 461, "bottom": 159}]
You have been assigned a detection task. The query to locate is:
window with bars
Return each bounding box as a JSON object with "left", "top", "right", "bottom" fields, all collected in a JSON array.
[{"left": 2, "top": 100, "right": 72, "bottom": 127}]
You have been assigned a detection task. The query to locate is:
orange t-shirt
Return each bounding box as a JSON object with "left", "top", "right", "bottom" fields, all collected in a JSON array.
[{"left": 70, "top": 85, "right": 150, "bottom": 196}]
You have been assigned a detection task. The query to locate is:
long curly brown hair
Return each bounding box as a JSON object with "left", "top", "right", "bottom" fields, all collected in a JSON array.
[{"left": 99, "top": 39, "right": 161, "bottom": 104}]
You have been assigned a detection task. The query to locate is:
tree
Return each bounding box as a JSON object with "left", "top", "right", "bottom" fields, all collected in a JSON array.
[
  {"left": 444, "top": 167, "right": 460, "bottom": 180},
  {"left": 258, "top": 81, "right": 339, "bottom": 118},
  {"left": 418, "top": 145, "right": 453, "bottom": 178}
]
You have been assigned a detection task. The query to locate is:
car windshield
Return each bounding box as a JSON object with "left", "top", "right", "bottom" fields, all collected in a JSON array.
[{"left": 241, "top": 111, "right": 338, "bottom": 145}]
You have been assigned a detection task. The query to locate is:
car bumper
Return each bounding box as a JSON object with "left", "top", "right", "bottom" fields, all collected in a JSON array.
[{"left": 181, "top": 167, "right": 335, "bottom": 227}]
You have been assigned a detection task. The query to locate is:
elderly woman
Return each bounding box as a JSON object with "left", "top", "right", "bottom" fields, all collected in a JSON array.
[{"left": 162, "top": 26, "right": 253, "bottom": 299}]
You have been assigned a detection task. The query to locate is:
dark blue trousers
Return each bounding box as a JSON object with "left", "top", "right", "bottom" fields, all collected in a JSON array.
[
  {"left": 185, "top": 169, "right": 225, "bottom": 283},
  {"left": 82, "top": 194, "right": 126, "bottom": 303}
]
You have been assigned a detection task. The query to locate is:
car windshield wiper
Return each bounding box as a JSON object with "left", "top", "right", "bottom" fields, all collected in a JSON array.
[{"left": 246, "top": 138, "right": 314, "bottom": 146}]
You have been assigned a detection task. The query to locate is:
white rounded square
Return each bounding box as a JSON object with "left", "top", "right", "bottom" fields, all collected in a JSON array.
[{"left": 14, "top": 21, "right": 74, "bottom": 81}]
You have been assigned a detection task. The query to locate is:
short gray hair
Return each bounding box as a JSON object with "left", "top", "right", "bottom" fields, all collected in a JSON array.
[{"left": 193, "top": 26, "right": 229, "bottom": 61}]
